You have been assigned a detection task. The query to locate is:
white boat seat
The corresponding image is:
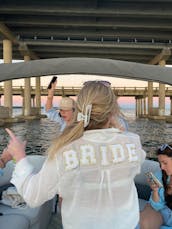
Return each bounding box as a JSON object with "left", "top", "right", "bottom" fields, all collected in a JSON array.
[
  {"left": 0, "top": 214, "right": 29, "bottom": 229},
  {"left": 0, "top": 155, "right": 55, "bottom": 229},
  {"left": 135, "top": 159, "right": 161, "bottom": 211}
]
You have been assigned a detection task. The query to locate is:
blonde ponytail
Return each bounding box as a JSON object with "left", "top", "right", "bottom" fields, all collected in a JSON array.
[
  {"left": 48, "top": 121, "right": 84, "bottom": 159},
  {"left": 48, "top": 80, "right": 120, "bottom": 159}
]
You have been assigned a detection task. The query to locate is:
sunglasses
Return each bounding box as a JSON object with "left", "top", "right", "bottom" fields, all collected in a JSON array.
[
  {"left": 83, "top": 80, "right": 111, "bottom": 87},
  {"left": 159, "top": 144, "right": 172, "bottom": 151}
]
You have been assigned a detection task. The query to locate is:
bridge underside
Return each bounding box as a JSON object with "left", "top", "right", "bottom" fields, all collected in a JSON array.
[{"left": 0, "top": 0, "right": 172, "bottom": 64}]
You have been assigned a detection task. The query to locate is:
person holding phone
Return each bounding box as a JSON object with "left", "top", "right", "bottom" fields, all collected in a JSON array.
[
  {"left": 45, "top": 76, "right": 75, "bottom": 132},
  {"left": 140, "top": 144, "right": 172, "bottom": 229}
]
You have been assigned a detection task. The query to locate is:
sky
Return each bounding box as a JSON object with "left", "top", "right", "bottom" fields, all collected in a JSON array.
[
  {"left": 1, "top": 75, "right": 146, "bottom": 107},
  {"left": 0, "top": 73, "right": 150, "bottom": 107}
]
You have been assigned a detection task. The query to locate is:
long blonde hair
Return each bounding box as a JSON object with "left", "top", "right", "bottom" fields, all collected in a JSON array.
[{"left": 48, "top": 81, "right": 119, "bottom": 158}]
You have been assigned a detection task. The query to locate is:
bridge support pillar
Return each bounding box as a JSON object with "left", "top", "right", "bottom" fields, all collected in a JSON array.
[
  {"left": 158, "top": 60, "right": 166, "bottom": 116},
  {"left": 24, "top": 55, "right": 31, "bottom": 116},
  {"left": 35, "top": 77, "right": 41, "bottom": 115},
  {"left": 135, "top": 96, "right": 144, "bottom": 117},
  {"left": 148, "top": 82, "right": 153, "bottom": 116},
  {"left": 143, "top": 97, "right": 147, "bottom": 115},
  {"left": 139, "top": 98, "right": 142, "bottom": 116},
  {"left": 170, "top": 97, "right": 172, "bottom": 115},
  {"left": 31, "top": 95, "right": 35, "bottom": 107},
  {"left": 159, "top": 83, "right": 165, "bottom": 116},
  {"left": 135, "top": 97, "right": 138, "bottom": 117},
  {"left": 3, "top": 39, "right": 12, "bottom": 117}
]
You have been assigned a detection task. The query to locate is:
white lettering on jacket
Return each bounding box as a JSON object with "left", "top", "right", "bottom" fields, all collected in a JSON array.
[
  {"left": 80, "top": 145, "right": 96, "bottom": 165},
  {"left": 64, "top": 150, "right": 79, "bottom": 171},
  {"left": 111, "top": 144, "right": 125, "bottom": 163},
  {"left": 63, "top": 143, "right": 138, "bottom": 171}
]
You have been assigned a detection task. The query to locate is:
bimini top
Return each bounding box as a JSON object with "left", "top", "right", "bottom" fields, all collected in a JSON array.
[{"left": 0, "top": 57, "right": 172, "bottom": 85}]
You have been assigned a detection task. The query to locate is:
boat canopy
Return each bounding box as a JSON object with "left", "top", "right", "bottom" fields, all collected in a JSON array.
[{"left": 0, "top": 57, "right": 172, "bottom": 85}]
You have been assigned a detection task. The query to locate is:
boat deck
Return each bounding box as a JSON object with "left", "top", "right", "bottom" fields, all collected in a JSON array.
[{"left": 48, "top": 211, "right": 63, "bottom": 229}]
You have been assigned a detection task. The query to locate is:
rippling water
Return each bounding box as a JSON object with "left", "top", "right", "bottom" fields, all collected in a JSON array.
[
  {"left": 0, "top": 107, "right": 172, "bottom": 160},
  {"left": 129, "top": 118, "right": 172, "bottom": 159},
  {"left": 0, "top": 117, "right": 60, "bottom": 156}
]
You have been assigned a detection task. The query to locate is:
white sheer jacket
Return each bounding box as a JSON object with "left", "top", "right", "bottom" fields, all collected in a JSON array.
[{"left": 11, "top": 128, "right": 146, "bottom": 229}]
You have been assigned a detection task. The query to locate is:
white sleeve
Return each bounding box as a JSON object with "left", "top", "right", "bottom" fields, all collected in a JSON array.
[
  {"left": 45, "top": 107, "right": 66, "bottom": 131},
  {"left": 11, "top": 157, "right": 60, "bottom": 207}
]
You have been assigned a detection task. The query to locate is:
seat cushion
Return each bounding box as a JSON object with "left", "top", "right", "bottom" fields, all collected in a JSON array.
[
  {"left": 135, "top": 183, "right": 151, "bottom": 201},
  {"left": 135, "top": 159, "right": 160, "bottom": 186},
  {"left": 0, "top": 203, "right": 42, "bottom": 226},
  {"left": 0, "top": 198, "right": 53, "bottom": 227},
  {"left": 0, "top": 155, "right": 53, "bottom": 229},
  {"left": 0, "top": 214, "right": 29, "bottom": 229},
  {"left": 139, "top": 198, "right": 147, "bottom": 211}
]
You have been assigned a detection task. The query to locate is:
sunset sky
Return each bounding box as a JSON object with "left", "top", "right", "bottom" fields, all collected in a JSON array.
[{"left": 0, "top": 73, "right": 150, "bottom": 107}]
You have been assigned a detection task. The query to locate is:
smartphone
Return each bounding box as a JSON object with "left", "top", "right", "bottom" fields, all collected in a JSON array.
[
  {"left": 47, "top": 76, "right": 57, "bottom": 89},
  {"left": 145, "top": 172, "right": 163, "bottom": 188}
]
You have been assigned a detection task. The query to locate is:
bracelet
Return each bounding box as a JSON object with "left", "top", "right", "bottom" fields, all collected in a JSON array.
[{"left": 0, "top": 158, "right": 5, "bottom": 168}]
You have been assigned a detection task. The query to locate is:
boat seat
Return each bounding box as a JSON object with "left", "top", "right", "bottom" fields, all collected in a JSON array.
[
  {"left": 135, "top": 159, "right": 161, "bottom": 211},
  {"left": 0, "top": 155, "right": 55, "bottom": 229},
  {"left": 0, "top": 214, "right": 30, "bottom": 229}
]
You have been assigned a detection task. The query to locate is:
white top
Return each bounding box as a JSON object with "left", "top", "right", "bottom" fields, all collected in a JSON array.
[
  {"left": 45, "top": 107, "right": 66, "bottom": 131},
  {"left": 11, "top": 128, "right": 146, "bottom": 229}
]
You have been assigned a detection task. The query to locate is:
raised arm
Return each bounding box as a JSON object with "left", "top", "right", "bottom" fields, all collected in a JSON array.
[{"left": 45, "top": 80, "right": 57, "bottom": 112}]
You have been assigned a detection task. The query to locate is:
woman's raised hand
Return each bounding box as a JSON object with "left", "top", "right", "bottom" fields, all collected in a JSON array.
[{"left": 5, "top": 128, "right": 27, "bottom": 162}]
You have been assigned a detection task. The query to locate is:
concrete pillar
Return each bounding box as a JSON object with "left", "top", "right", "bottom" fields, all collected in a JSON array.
[
  {"left": 143, "top": 97, "right": 146, "bottom": 115},
  {"left": 142, "top": 98, "right": 144, "bottom": 115},
  {"left": 139, "top": 98, "right": 142, "bottom": 116},
  {"left": 135, "top": 96, "right": 140, "bottom": 117},
  {"left": 148, "top": 82, "right": 153, "bottom": 115},
  {"left": 3, "top": 39, "right": 12, "bottom": 117},
  {"left": 159, "top": 60, "right": 166, "bottom": 116},
  {"left": 135, "top": 97, "right": 138, "bottom": 117},
  {"left": 22, "top": 91, "right": 24, "bottom": 116},
  {"left": 170, "top": 97, "right": 172, "bottom": 115},
  {"left": 159, "top": 83, "right": 165, "bottom": 116},
  {"left": 24, "top": 55, "right": 31, "bottom": 116},
  {"left": 31, "top": 95, "right": 35, "bottom": 107},
  {"left": 35, "top": 77, "right": 41, "bottom": 115}
]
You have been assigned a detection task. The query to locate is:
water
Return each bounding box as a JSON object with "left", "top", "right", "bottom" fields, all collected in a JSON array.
[
  {"left": 0, "top": 108, "right": 61, "bottom": 155},
  {"left": 1, "top": 107, "right": 172, "bottom": 160}
]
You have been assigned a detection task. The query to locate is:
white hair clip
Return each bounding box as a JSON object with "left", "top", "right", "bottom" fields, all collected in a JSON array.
[{"left": 77, "top": 104, "right": 92, "bottom": 127}]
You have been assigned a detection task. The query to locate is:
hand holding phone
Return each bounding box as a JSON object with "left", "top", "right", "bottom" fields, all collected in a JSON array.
[
  {"left": 47, "top": 76, "right": 57, "bottom": 89},
  {"left": 145, "top": 172, "right": 163, "bottom": 188}
]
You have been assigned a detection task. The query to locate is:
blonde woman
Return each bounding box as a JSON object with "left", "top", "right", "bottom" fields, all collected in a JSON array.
[
  {"left": 45, "top": 79, "right": 75, "bottom": 131},
  {"left": 6, "top": 80, "right": 145, "bottom": 229}
]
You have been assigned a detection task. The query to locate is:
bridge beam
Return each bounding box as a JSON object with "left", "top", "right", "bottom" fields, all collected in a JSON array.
[
  {"left": 0, "top": 22, "right": 39, "bottom": 60},
  {"left": 148, "top": 48, "right": 171, "bottom": 65},
  {"left": 148, "top": 48, "right": 171, "bottom": 117}
]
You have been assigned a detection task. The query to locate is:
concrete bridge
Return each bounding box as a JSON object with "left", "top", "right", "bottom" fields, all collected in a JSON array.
[
  {"left": 0, "top": 85, "right": 172, "bottom": 123},
  {"left": 1, "top": 86, "right": 172, "bottom": 97}
]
